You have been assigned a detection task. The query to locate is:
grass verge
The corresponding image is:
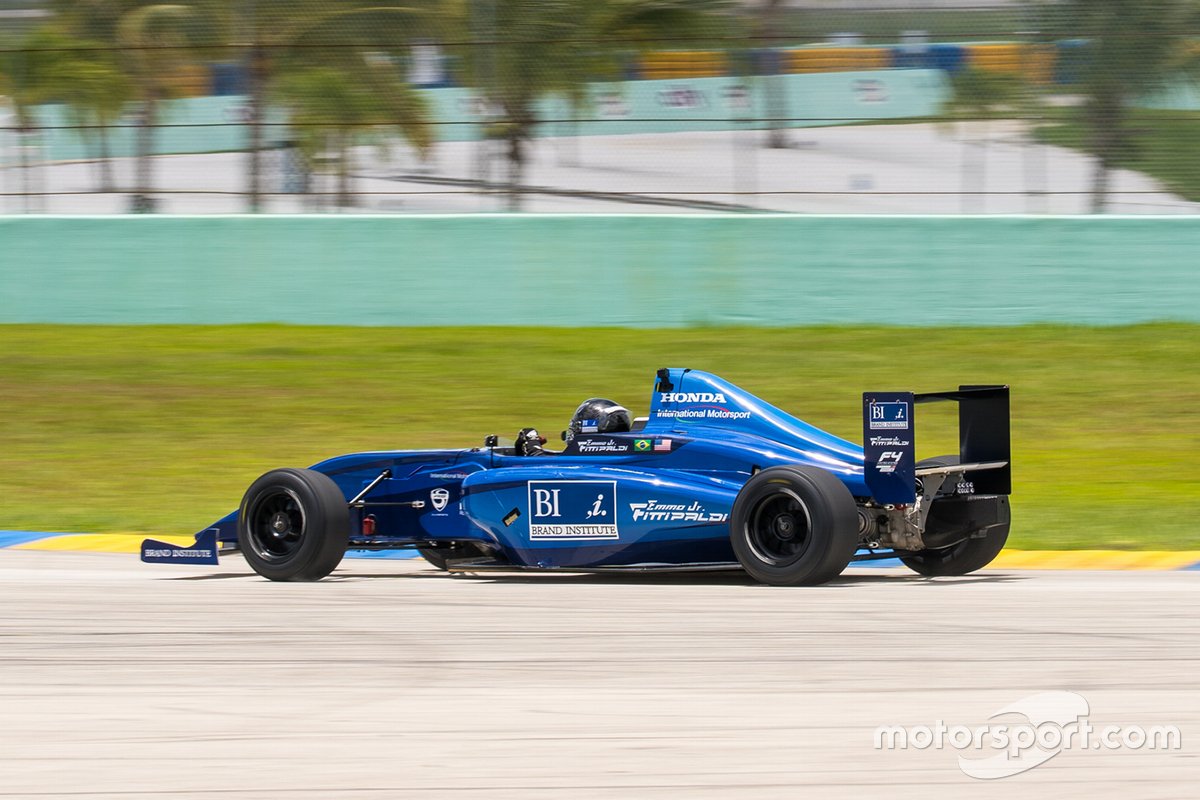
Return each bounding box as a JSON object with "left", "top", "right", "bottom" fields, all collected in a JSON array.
[{"left": 1, "top": 324, "right": 1196, "bottom": 550}]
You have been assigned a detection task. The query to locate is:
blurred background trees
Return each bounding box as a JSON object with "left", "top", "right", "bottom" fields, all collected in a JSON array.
[
  {"left": 12, "top": 0, "right": 439, "bottom": 210},
  {"left": 237, "top": 0, "right": 437, "bottom": 210},
  {"left": 446, "top": 0, "right": 730, "bottom": 209},
  {"left": 117, "top": 4, "right": 209, "bottom": 211},
  {"left": 1032, "top": 0, "right": 1200, "bottom": 211},
  {"left": 2, "top": 0, "right": 1199, "bottom": 213}
]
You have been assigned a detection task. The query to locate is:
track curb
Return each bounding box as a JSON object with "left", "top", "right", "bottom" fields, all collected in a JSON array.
[
  {"left": 3, "top": 531, "right": 1198, "bottom": 569},
  {"left": 0, "top": 531, "right": 419, "bottom": 560}
]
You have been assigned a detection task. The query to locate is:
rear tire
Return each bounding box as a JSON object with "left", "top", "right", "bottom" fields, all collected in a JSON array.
[
  {"left": 900, "top": 455, "right": 1010, "bottom": 577},
  {"left": 238, "top": 468, "right": 349, "bottom": 581},
  {"left": 730, "top": 466, "right": 859, "bottom": 586}
]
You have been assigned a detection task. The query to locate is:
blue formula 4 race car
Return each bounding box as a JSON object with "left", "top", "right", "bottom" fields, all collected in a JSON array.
[{"left": 142, "top": 369, "right": 1012, "bottom": 586}]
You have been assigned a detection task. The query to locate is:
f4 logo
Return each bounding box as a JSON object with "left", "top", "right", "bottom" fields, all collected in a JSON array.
[{"left": 877, "top": 451, "right": 904, "bottom": 474}]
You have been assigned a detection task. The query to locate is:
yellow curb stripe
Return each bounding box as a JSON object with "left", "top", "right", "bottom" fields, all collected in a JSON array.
[
  {"left": 14, "top": 533, "right": 195, "bottom": 554},
  {"left": 7, "top": 535, "right": 1200, "bottom": 570},
  {"left": 990, "top": 550, "right": 1200, "bottom": 571}
]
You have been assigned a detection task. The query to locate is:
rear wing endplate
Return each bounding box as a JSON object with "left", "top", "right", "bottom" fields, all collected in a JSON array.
[{"left": 862, "top": 385, "right": 1010, "bottom": 505}]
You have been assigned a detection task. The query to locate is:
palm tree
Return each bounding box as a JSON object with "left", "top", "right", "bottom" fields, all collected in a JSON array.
[
  {"left": 117, "top": 3, "right": 200, "bottom": 212},
  {"left": 1039, "top": 0, "right": 1200, "bottom": 212},
  {"left": 275, "top": 61, "right": 430, "bottom": 208},
  {"left": 446, "top": 0, "right": 730, "bottom": 209},
  {"left": 37, "top": 35, "right": 132, "bottom": 192},
  {"left": 236, "top": 0, "right": 438, "bottom": 211},
  {"left": 276, "top": 67, "right": 369, "bottom": 209},
  {"left": 756, "top": 0, "right": 789, "bottom": 149},
  {"left": 1, "top": 33, "right": 49, "bottom": 210},
  {"left": 2, "top": 24, "right": 130, "bottom": 206},
  {"left": 54, "top": 0, "right": 225, "bottom": 210},
  {"left": 51, "top": 0, "right": 433, "bottom": 211}
]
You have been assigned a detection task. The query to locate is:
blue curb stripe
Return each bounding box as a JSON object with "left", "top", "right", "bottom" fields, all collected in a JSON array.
[
  {"left": 0, "top": 530, "right": 421, "bottom": 560},
  {"left": 0, "top": 531, "right": 70, "bottom": 548},
  {"left": 849, "top": 558, "right": 903, "bottom": 568}
]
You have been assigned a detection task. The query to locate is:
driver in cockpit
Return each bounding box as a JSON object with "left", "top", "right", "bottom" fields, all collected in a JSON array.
[{"left": 514, "top": 397, "right": 632, "bottom": 456}]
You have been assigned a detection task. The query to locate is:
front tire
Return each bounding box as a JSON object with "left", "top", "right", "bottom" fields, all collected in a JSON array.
[
  {"left": 238, "top": 468, "right": 349, "bottom": 581},
  {"left": 730, "top": 466, "right": 859, "bottom": 586}
]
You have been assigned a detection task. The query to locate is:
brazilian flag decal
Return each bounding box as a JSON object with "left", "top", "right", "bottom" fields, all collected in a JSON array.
[{"left": 634, "top": 439, "right": 652, "bottom": 452}]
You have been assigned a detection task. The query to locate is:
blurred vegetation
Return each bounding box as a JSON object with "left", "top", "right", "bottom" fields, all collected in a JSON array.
[
  {"left": 442, "top": 0, "right": 733, "bottom": 208},
  {"left": 5, "top": 0, "right": 733, "bottom": 210},
  {"left": 6, "top": 0, "right": 1200, "bottom": 211},
  {"left": 231, "top": 0, "right": 439, "bottom": 209},
  {"left": 1036, "top": 107, "right": 1200, "bottom": 204},
  {"left": 1028, "top": 0, "right": 1200, "bottom": 211},
  {"left": 275, "top": 62, "right": 430, "bottom": 208},
  {"left": 941, "top": 68, "right": 1026, "bottom": 125},
  {"left": 0, "top": 324, "right": 1197, "bottom": 551},
  {"left": 1, "top": 24, "right": 131, "bottom": 195}
]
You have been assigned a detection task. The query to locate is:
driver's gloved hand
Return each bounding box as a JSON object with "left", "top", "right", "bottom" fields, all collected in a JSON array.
[{"left": 515, "top": 427, "right": 547, "bottom": 456}]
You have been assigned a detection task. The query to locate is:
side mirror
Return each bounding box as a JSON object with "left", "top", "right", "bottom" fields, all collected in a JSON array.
[{"left": 484, "top": 434, "right": 499, "bottom": 448}]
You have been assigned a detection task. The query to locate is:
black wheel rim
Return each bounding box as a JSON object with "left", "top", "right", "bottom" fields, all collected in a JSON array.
[
  {"left": 745, "top": 488, "right": 813, "bottom": 567},
  {"left": 246, "top": 488, "right": 306, "bottom": 563}
]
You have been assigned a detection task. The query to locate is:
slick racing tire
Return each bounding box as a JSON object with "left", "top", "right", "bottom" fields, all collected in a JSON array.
[
  {"left": 417, "top": 542, "right": 488, "bottom": 571},
  {"left": 730, "top": 466, "right": 859, "bottom": 586},
  {"left": 238, "top": 468, "right": 349, "bottom": 581},
  {"left": 899, "top": 455, "right": 1011, "bottom": 577}
]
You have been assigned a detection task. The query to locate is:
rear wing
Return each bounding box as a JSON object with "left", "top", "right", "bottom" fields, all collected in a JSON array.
[{"left": 862, "top": 386, "right": 1010, "bottom": 505}]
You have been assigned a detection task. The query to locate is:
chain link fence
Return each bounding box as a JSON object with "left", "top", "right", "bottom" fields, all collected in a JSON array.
[{"left": 2, "top": 0, "right": 1199, "bottom": 214}]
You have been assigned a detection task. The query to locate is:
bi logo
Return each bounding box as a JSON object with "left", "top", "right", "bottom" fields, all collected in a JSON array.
[
  {"left": 869, "top": 400, "right": 910, "bottom": 430},
  {"left": 527, "top": 480, "right": 619, "bottom": 539}
]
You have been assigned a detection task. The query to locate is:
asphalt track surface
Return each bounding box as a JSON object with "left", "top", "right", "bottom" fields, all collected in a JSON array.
[{"left": 0, "top": 551, "right": 1196, "bottom": 799}]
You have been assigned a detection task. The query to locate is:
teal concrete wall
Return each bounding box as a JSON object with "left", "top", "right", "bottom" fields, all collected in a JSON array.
[
  {"left": 22, "top": 96, "right": 286, "bottom": 162},
  {"left": 24, "top": 69, "right": 948, "bottom": 162},
  {"left": 1143, "top": 82, "right": 1200, "bottom": 110},
  {"left": 1, "top": 215, "right": 1196, "bottom": 326}
]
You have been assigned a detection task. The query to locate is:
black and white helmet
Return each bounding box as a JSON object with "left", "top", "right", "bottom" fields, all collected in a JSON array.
[{"left": 566, "top": 398, "right": 632, "bottom": 440}]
